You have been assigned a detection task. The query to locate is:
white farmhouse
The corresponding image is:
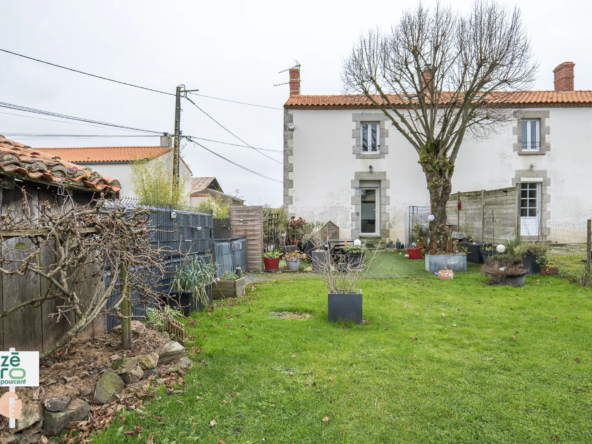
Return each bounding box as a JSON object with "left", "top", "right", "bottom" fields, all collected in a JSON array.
[
  {"left": 283, "top": 63, "right": 592, "bottom": 243},
  {"left": 38, "top": 145, "right": 192, "bottom": 200}
]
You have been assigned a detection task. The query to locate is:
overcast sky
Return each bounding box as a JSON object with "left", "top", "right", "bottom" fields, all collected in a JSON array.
[{"left": 1, "top": 0, "right": 591, "bottom": 207}]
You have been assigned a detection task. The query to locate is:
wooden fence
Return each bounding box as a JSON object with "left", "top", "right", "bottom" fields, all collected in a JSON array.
[
  {"left": 229, "top": 206, "right": 263, "bottom": 271},
  {"left": 0, "top": 186, "right": 106, "bottom": 352},
  {"left": 446, "top": 186, "right": 519, "bottom": 244}
]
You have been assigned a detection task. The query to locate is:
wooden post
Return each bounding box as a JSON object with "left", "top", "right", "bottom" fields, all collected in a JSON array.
[
  {"left": 457, "top": 191, "right": 460, "bottom": 231},
  {"left": 587, "top": 219, "right": 591, "bottom": 280},
  {"left": 481, "top": 190, "right": 485, "bottom": 243},
  {"left": 119, "top": 262, "right": 132, "bottom": 350},
  {"left": 515, "top": 183, "right": 521, "bottom": 241}
]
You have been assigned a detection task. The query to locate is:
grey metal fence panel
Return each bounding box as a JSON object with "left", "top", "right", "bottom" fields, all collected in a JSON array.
[
  {"left": 213, "top": 238, "right": 247, "bottom": 276},
  {"left": 104, "top": 199, "right": 214, "bottom": 332}
]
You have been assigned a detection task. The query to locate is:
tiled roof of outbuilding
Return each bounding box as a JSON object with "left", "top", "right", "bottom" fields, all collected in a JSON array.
[
  {"left": 284, "top": 91, "right": 592, "bottom": 109},
  {"left": 0, "top": 136, "right": 121, "bottom": 195},
  {"left": 37, "top": 146, "right": 172, "bottom": 163}
]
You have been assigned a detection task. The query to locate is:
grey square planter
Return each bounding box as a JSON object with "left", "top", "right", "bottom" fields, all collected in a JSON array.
[
  {"left": 425, "top": 254, "right": 467, "bottom": 272},
  {"left": 310, "top": 250, "right": 328, "bottom": 272},
  {"left": 328, "top": 292, "right": 362, "bottom": 325}
]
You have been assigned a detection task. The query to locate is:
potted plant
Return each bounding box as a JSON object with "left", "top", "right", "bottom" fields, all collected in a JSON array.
[
  {"left": 315, "top": 242, "right": 379, "bottom": 325},
  {"left": 407, "top": 246, "right": 423, "bottom": 259},
  {"left": 413, "top": 222, "right": 428, "bottom": 248},
  {"left": 343, "top": 243, "right": 367, "bottom": 269},
  {"left": 541, "top": 262, "right": 559, "bottom": 276},
  {"left": 263, "top": 249, "right": 281, "bottom": 271},
  {"left": 310, "top": 248, "right": 329, "bottom": 272},
  {"left": 169, "top": 255, "right": 216, "bottom": 316},
  {"left": 481, "top": 254, "right": 528, "bottom": 287},
  {"left": 514, "top": 243, "right": 548, "bottom": 275},
  {"left": 479, "top": 244, "right": 496, "bottom": 263},
  {"left": 213, "top": 270, "right": 246, "bottom": 299},
  {"left": 285, "top": 250, "right": 306, "bottom": 271}
]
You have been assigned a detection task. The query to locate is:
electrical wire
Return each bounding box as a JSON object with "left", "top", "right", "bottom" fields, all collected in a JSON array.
[
  {"left": 189, "top": 93, "right": 282, "bottom": 110},
  {"left": 184, "top": 97, "right": 282, "bottom": 164},
  {"left": 182, "top": 136, "right": 282, "bottom": 153},
  {"left": 0, "top": 48, "right": 174, "bottom": 97},
  {"left": 0, "top": 48, "right": 282, "bottom": 110},
  {"left": 0, "top": 102, "right": 164, "bottom": 134},
  {"left": 187, "top": 137, "right": 281, "bottom": 183}
]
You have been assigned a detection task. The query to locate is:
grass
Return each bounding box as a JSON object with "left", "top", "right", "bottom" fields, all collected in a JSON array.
[
  {"left": 367, "top": 251, "right": 481, "bottom": 278},
  {"left": 95, "top": 272, "right": 592, "bottom": 443}
]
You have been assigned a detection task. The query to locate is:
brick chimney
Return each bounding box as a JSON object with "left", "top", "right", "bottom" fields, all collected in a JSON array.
[
  {"left": 421, "top": 66, "right": 433, "bottom": 92},
  {"left": 289, "top": 67, "right": 300, "bottom": 96},
  {"left": 553, "top": 62, "right": 575, "bottom": 92}
]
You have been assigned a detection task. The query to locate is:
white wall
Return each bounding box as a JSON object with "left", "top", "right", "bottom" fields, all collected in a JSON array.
[
  {"left": 88, "top": 151, "right": 193, "bottom": 200},
  {"left": 287, "top": 107, "right": 592, "bottom": 242}
]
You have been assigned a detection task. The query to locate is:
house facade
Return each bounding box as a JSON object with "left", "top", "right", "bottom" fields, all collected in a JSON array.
[
  {"left": 37, "top": 146, "right": 192, "bottom": 200},
  {"left": 283, "top": 63, "right": 592, "bottom": 243}
]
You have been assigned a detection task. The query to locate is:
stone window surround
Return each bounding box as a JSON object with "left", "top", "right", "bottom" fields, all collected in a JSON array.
[
  {"left": 283, "top": 110, "right": 294, "bottom": 208},
  {"left": 512, "top": 169, "right": 550, "bottom": 239},
  {"left": 513, "top": 110, "right": 550, "bottom": 156},
  {"left": 352, "top": 113, "right": 389, "bottom": 159},
  {"left": 351, "top": 171, "right": 390, "bottom": 239}
]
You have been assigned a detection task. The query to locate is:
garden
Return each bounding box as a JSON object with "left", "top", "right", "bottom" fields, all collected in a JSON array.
[{"left": 88, "top": 226, "right": 592, "bottom": 443}]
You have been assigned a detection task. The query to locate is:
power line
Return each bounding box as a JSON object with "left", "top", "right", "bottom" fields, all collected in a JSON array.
[
  {"left": 3, "top": 133, "right": 158, "bottom": 138},
  {"left": 187, "top": 137, "right": 281, "bottom": 184},
  {"left": 182, "top": 136, "right": 282, "bottom": 153},
  {"left": 0, "top": 48, "right": 174, "bottom": 97},
  {"left": 184, "top": 97, "right": 282, "bottom": 164},
  {"left": 0, "top": 110, "right": 146, "bottom": 132},
  {"left": 0, "top": 48, "right": 282, "bottom": 110},
  {"left": 0, "top": 102, "right": 164, "bottom": 134},
  {"left": 190, "top": 93, "right": 282, "bottom": 110}
]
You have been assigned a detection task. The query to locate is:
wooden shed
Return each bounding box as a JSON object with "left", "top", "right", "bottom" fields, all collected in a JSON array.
[{"left": 0, "top": 136, "right": 121, "bottom": 352}]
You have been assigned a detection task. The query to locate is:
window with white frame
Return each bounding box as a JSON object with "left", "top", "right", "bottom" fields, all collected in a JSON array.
[
  {"left": 361, "top": 122, "right": 380, "bottom": 152},
  {"left": 521, "top": 119, "right": 540, "bottom": 151}
]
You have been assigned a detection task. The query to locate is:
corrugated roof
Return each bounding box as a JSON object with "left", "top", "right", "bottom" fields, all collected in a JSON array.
[
  {"left": 284, "top": 90, "right": 592, "bottom": 109},
  {"left": 0, "top": 136, "right": 121, "bottom": 195},
  {"left": 191, "top": 177, "right": 219, "bottom": 194},
  {"left": 37, "top": 146, "right": 172, "bottom": 163}
]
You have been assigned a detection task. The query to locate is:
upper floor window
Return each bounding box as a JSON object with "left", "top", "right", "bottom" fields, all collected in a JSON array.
[
  {"left": 522, "top": 119, "right": 540, "bottom": 151},
  {"left": 361, "top": 122, "right": 380, "bottom": 152}
]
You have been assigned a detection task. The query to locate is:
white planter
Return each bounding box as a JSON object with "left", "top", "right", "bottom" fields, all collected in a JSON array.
[{"left": 425, "top": 254, "right": 467, "bottom": 272}]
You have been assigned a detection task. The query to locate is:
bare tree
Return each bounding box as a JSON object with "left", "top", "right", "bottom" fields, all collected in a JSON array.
[
  {"left": 0, "top": 190, "right": 165, "bottom": 357},
  {"left": 343, "top": 1, "right": 537, "bottom": 252}
]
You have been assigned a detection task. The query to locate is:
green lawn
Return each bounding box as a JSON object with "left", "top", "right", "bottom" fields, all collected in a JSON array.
[
  {"left": 94, "top": 272, "right": 592, "bottom": 443},
  {"left": 366, "top": 251, "right": 481, "bottom": 278}
]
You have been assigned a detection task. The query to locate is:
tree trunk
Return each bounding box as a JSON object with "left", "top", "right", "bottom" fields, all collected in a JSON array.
[
  {"left": 421, "top": 145, "right": 454, "bottom": 254},
  {"left": 120, "top": 262, "right": 132, "bottom": 350}
]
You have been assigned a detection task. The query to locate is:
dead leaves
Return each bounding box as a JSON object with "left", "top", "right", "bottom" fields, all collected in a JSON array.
[
  {"left": 210, "top": 419, "right": 217, "bottom": 427},
  {"left": 322, "top": 416, "right": 331, "bottom": 422},
  {"left": 411, "top": 337, "right": 418, "bottom": 341},
  {"left": 575, "top": 358, "right": 582, "bottom": 364},
  {"left": 146, "top": 432, "right": 154, "bottom": 444}
]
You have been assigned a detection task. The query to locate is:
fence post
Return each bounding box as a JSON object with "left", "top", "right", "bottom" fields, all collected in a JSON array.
[
  {"left": 587, "top": 219, "right": 591, "bottom": 280},
  {"left": 481, "top": 190, "right": 485, "bottom": 243},
  {"left": 119, "top": 262, "right": 131, "bottom": 350},
  {"left": 457, "top": 191, "right": 460, "bottom": 231}
]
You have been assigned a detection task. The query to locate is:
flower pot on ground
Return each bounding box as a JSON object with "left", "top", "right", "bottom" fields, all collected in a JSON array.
[
  {"left": 343, "top": 244, "right": 367, "bottom": 269},
  {"left": 481, "top": 254, "right": 528, "bottom": 287},
  {"left": 328, "top": 292, "right": 363, "bottom": 325},
  {"left": 407, "top": 247, "right": 423, "bottom": 259},
  {"left": 310, "top": 249, "right": 329, "bottom": 272},
  {"left": 514, "top": 244, "right": 549, "bottom": 275},
  {"left": 479, "top": 246, "right": 495, "bottom": 263},
  {"left": 263, "top": 249, "right": 281, "bottom": 271},
  {"left": 170, "top": 255, "right": 216, "bottom": 315},
  {"left": 285, "top": 250, "right": 306, "bottom": 271},
  {"left": 213, "top": 271, "right": 246, "bottom": 299},
  {"left": 467, "top": 242, "right": 491, "bottom": 264},
  {"left": 541, "top": 265, "right": 559, "bottom": 276},
  {"left": 425, "top": 254, "right": 467, "bottom": 272}
]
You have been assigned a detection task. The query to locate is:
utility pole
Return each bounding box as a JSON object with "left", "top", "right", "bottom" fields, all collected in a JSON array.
[{"left": 172, "top": 85, "right": 198, "bottom": 196}]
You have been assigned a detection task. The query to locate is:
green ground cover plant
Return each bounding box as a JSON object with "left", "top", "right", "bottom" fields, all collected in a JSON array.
[{"left": 95, "top": 273, "right": 592, "bottom": 443}]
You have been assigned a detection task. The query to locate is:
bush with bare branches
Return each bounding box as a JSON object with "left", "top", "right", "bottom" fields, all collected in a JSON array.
[{"left": 0, "top": 189, "right": 165, "bottom": 357}]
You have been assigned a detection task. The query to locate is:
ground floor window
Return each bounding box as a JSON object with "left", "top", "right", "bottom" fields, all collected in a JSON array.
[{"left": 361, "top": 188, "right": 378, "bottom": 234}]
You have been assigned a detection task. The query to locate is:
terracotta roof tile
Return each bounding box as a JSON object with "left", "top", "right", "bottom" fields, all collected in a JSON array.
[
  {"left": 36, "top": 146, "right": 172, "bottom": 163},
  {"left": 0, "top": 136, "right": 121, "bottom": 195},
  {"left": 284, "top": 91, "right": 592, "bottom": 109}
]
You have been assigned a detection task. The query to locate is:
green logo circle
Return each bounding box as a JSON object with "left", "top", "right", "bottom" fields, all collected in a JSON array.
[{"left": 9, "top": 368, "right": 26, "bottom": 379}]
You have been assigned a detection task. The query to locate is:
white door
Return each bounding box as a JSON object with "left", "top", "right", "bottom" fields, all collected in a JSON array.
[
  {"left": 361, "top": 188, "right": 380, "bottom": 235},
  {"left": 520, "top": 183, "right": 540, "bottom": 236}
]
